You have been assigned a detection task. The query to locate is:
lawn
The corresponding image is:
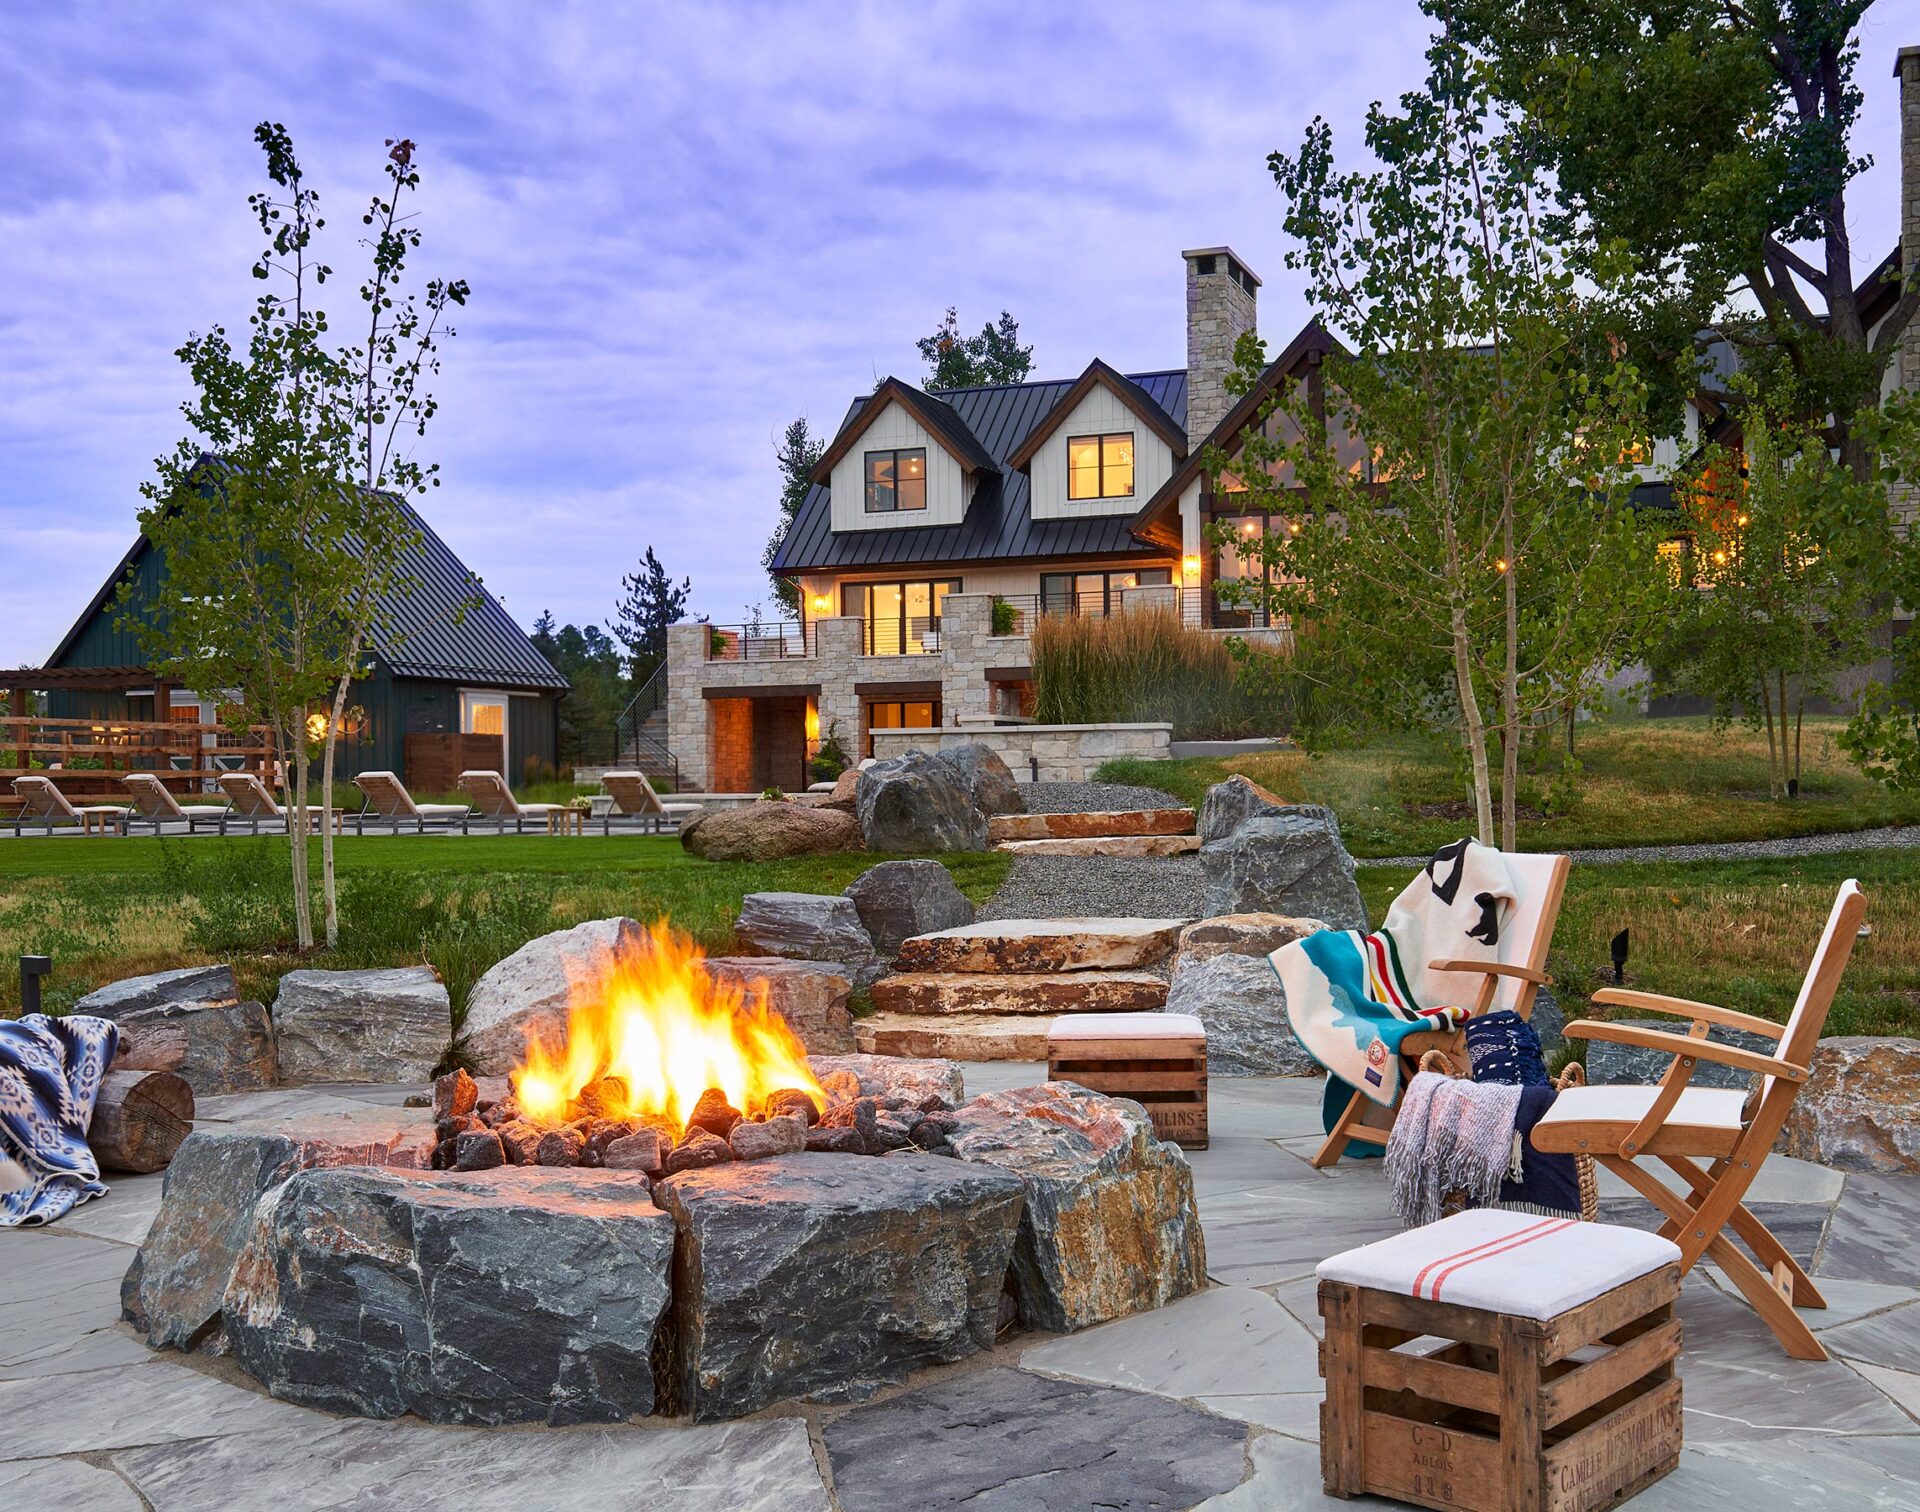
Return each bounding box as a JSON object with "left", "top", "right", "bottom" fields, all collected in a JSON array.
[
  {"left": 1098, "top": 714, "right": 1920, "bottom": 858},
  {"left": 0, "top": 835, "right": 1010, "bottom": 1022}
]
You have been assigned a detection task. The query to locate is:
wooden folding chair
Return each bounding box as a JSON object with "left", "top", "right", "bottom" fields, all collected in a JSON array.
[
  {"left": 1533, "top": 879, "right": 1867, "bottom": 1361},
  {"left": 1311, "top": 851, "right": 1570, "bottom": 1168}
]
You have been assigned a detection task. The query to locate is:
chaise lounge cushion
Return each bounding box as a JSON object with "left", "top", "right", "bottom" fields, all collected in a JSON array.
[
  {"left": 1532, "top": 1084, "right": 1749, "bottom": 1159},
  {"left": 1316, "top": 1208, "right": 1681, "bottom": 1319}
]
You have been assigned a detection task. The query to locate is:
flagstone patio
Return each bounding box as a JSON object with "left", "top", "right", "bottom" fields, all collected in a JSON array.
[{"left": 4, "top": 1065, "right": 1916, "bottom": 1510}]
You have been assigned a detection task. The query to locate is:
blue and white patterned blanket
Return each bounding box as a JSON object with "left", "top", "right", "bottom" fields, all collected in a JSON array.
[{"left": 0, "top": 1013, "right": 121, "bottom": 1227}]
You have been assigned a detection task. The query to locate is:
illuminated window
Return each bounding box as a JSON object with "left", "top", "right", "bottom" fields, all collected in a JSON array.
[
  {"left": 1039, "top": 568, "right": 1171, "bottom": 616},
  {"left": 1067, "top": 433, "right": 1135, "bottom": 499},
  {"left": 864, "top": 448, "right": 927, "bottom": 513},
  {"left": 842, "top": 578, "right": 960, "bottom": 654}
]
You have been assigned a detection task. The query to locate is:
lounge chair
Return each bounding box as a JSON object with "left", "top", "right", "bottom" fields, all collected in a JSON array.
[
  {"left": 216, "top": 772, "right": 342, "bottom": 835},
  {"left": 458, "top": 769, "right": 566, "bottom": 832},
  {"left": 1312, "top": 851, "right": 1571, "bottom": 1167},
  {"left": 601, "top": 770, "right": 703, "bottom": 833},
  {"left": 120, "top": 772, "right": 233, "bottom": 835},
  {"left": 1534, "top": 879, "right": 1867, "bottom": 1361},
  {"left": 7, "top": 775, "right": 129, "bottom": 836},
  {"left": 350, "top": 771, "right": 471, "bottom": 834}
]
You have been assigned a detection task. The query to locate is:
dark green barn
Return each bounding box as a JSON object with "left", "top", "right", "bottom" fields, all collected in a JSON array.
[{"left": 28, "top": 493, "right": 567, "bottom": 791}]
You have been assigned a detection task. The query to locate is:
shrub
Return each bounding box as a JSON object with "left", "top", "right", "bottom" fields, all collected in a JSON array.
[
  {"left": 1031, "top": 607, "right": 1296, "bottom": 739},
  {"left": 990, "top": 596, "right": 1020, "bottom": 636},
  {"left": 808, "top": 721, "right": 850, "bottom": 783}
]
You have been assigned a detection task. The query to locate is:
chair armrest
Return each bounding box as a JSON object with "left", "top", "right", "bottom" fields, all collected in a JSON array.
[
  {"left": 1588, "top": 988, "right": 1785, "bottom": 1039},
  {"left": 1563, "top": 1020, "right": 1805, "bottom": 1081},
  {"left": 1427, "top": 959, "right": 1551, "bottom": 986}
]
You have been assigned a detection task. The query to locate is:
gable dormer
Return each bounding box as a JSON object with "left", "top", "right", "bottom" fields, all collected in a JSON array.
[
  {"left": 1006, "top": 359, "right": 1186, "bottom": 521},
  {"left": 811, "top": 377, "right": 996, "bottom": 533}
]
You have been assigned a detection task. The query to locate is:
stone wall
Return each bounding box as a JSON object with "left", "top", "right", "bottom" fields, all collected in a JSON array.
[
  {"left": 870, "top": 722, "right": 1173, "bottom": 782},
  {"left": 1184, "top": 247, "right": 1259, "bottom": 447}
]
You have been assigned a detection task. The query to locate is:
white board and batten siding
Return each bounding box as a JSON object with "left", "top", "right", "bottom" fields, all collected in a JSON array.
[
  {"left": 828, "top": 399, "right": 971, "bottom": 534},
  {"left": 1028, "top": 385, "right": 1176, "bottom": 521}
]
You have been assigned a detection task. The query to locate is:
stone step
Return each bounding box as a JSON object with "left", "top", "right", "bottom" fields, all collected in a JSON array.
[
  {"left": 856, "top": 1012, "right": 1059, "bottom": 1061},
  {"left": 869, "top": 970, "right": 1168, "bottom": 1018},
  {"left": 896, "top": 917, "right": 1187, "bottom": 974},
  {"left": 993, "top": 834, "right": 1203, "bottom": 858},
  {"left": 987, "top": 809, "right": 1197, "bottom": 843}
]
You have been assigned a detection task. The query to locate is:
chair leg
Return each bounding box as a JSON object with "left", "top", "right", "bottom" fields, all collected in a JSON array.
[
  {"left": 1660, "top": 1156, "right": 1827, "bottom": 1310},
  {"left": 1311, "top": 1084, "right": 1388, "bottom": 1168}
]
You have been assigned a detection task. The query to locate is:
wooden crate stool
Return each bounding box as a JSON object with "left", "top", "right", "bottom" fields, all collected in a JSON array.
[
  {"left": 1046, "top": 1012, "right": 1207, "bottom": 1149},
  {"left": 1316, "top": 1210, "right": 1684, "bottom": 1512}
]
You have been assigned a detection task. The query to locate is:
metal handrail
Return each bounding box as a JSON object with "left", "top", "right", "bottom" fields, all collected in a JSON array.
[{"left": 705, "top": 621, "right": 814, "bottom": 661}]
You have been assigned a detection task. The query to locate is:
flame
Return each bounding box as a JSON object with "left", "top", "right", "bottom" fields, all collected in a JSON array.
[{"left": 509, "top": 921, "right": 824, "bottom": 1132}]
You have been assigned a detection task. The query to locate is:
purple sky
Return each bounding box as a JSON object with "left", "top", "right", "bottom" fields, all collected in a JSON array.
[{"left": 1, "top": 2, "right": 1909, "bottom": 666}]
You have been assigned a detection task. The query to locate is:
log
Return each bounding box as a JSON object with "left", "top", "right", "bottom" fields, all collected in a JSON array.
[
  {"left": 113, "top": 1017, "right": 191, "bottom": 1073},
  {"left": 87, "top": 1069, "right": 195, "bottom": 1173}
]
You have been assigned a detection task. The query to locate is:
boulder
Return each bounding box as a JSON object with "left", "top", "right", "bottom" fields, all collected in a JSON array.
[
  {"left": 1197, "top": 806, "right": 1367, "bottom": 931},
  {"left": 733, "top": 891, "right": 881, "bottom": 988},
  {"left": 1777, "top": 1037, "right": 1920, "bottom": 1174},
  {"left": 273, "top": 966, "right": 450, "bottom": 1085},
  {"left": 652, "top": 1153, "right": 1025, "bottom": 1420},
  {"left": 857, "top": 751, "right": 988, "bottom": 853},
  {"left": 855, "top": 1013, "right": 1052, "bottom": 1061},
  {"left": 702, "top": 957, "right": 855, "bottom": 1054},
  {"left": 806, "top": 1053, "right": 965, "bottom": 1108},
  {"left": 1586, "top": 1019, "right": 1774, "bottom": 1091},
  {"left": 462, "top": 917, "right": 650, "bottom": 1075},
  {"left": 945, "top": 1082, "right": 1206, "bottom": 1332},
  {"left": 1196, "top": 773, "right": 1291, "bottom": 843},
  {"left": 843, "top": 860, "right": 976, "bottom": 960},
  {"left": 680, "top": 801, "right": 860, "bottom": 862},
  {"left": 122, "top": 1119, "right": 430, "bottom": 1351},
  {"left": 76, "top": 965, "right": 237, "bottom": 1017},
  {"left": 1175, "top": 913, "right": 1324, "bottom": 964},
  {"left": 870, "top": 970, "right": 1168, "bottom": 1017},
  {"left": 940, "top": 741, "right": 1025, "bottom": 816},
  {"left": 824, "top": 766, "right": 863, "bottom": 810},
  {"left": 896, "top": 918, "right": 1185, "bottom": 974},
  {"left": 223, "top": 1166, "right": 675, "bottom": 1425},
  {"left": 1164, "top": 953, "right": 1319, "bottom": 1076},
  {"left": 112, "top": 998, "right": 277, "bottom": 1095}
]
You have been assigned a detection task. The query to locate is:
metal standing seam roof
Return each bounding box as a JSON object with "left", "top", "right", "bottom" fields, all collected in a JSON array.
[{"left": 771, "top": 370, "right": 1188, "bottom": 574}]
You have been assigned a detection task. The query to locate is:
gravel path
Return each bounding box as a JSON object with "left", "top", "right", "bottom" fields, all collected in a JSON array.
[
  {"left": 1354, "top": 823, "right": 1920, "bottom": 869},
  {"left": 979, "top": 855, "right": 1205, "bottom": 922},
  {"left": 1017, "top": 781, "right": 1189, "bottom": 814}
]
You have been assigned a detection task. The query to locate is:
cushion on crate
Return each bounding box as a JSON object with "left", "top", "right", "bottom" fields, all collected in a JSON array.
[
  {"left": 1316, "top": 1209, "right": 1681, "bottom": 1321},
  {"left": 1047, "top": 1012, "right": 1205, "bottom": 1042}
]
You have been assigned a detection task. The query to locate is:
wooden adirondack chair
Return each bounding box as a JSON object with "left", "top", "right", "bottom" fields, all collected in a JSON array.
[
  {"left": 1312, "top": 851, "right": 1571, "bottom": 1168},
  {"left": 1532, "top": 879, "right": 1867, "bottom": 1361}
]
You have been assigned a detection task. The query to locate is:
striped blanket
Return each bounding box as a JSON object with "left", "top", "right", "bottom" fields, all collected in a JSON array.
[
  {"left": 0, "top": 1014, "right": 121, "bottom": 1227},
  {"left": 1274, "top": 839, "right": 1517, "bottom": 1128}
]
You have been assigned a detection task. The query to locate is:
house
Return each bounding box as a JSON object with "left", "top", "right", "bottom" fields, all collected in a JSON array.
[{"left": 3, "top": 479, "right": 567, "bottom": 793}]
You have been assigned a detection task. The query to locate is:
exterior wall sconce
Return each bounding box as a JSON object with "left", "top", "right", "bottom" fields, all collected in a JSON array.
[{"left": 1181, "top": 555, "right": 1202, "bottom": 582}]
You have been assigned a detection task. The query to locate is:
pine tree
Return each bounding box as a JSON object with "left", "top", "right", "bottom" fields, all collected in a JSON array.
[
  {"left": 917, "top": 307, "right": 1034, "bottom": 391},
  {"left": 610, "top": 548, "right": 690, "bottom": 683},
  {"left": 761, "top": 416, "right": 823, "bottom": 614}
]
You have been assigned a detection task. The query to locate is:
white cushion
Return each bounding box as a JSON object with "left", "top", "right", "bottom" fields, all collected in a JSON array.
[
  {"left": 415, "top": 804, "right": 469, "bottom": 817},
  {"left": 1317, "top": 1209, "right": 1681, "bottom": 1320},
  {"left": 1535, "top": 1084, "right": 1747, "bottom": 1133},
  {"left": 1048, "top": 1012, "right": 1206, "bottom": 1042},
  {"left": 179, "top": 806, "right": 228, "bottom": 817}
]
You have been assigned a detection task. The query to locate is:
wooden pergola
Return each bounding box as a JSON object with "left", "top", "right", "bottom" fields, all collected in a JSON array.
[{"left": 1, "top": 666, "right": 278, "bottom": 798}]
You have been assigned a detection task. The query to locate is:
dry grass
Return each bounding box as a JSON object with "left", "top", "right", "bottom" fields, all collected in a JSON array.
[{"left": 1032, "top": 607, "right": 1291, "bottom": 738}]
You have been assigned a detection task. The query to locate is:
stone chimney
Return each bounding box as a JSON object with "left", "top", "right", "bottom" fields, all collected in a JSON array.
[
  {"left": 1183, "top": 246, "right": 1260, "bottom": 447},
  {"left": 1899, "top": 48, "right": 1920, "bottom": 393}
]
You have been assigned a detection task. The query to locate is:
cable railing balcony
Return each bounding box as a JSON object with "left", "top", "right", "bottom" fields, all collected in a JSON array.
[
  {"left": 984, "top": 589, "right": 1288, "bottom": 634},
  {"left": 856, "top": 615, "right": 943, "bottom": 656},
  {"left": 703, "top": 620, "right": 815, "bottom": 662}
]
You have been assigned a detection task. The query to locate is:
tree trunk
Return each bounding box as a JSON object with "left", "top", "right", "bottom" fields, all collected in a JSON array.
[
  {"left": 1450, "top": 596, "right": 1495, "bottom": 845},
  {"left": 1757, "top": 677, "right": 1782, "bottom": 801},
  {"left": 87, "top": 1069, "right": 194, "bottom": 1173},
  {"left": 1499, "top": 517, "right": 1520, "bottom": 854},
  {"left": 290, "top": 715, "right": 313, "bottom": 949},
  {"left": 322, "top": 670, "right": 354, "bottom": 949}
]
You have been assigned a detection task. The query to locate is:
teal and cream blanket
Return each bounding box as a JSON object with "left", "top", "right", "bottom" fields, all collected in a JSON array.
[{"left": 1273, "top": 839, "right": 1517, "bottom": 1131}]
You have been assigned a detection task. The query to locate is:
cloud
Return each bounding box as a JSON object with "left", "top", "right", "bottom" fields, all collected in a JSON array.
[{"left": 0, "top": 0, "right": 1906, "bottom": 664}]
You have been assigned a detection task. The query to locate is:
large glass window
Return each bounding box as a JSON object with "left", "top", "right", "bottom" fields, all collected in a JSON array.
[
  {"left": 1067, "top": 433, "right": 1136, "bottom": 499},
  {"left": 1039, "top": 567, "right": 1172, "bottom": 617},
  {"left": 864, "top": 448, "right": 927, "bottom": 513},
  {"left": 842, "top": 578, "right": 960, "bottom": 654}
]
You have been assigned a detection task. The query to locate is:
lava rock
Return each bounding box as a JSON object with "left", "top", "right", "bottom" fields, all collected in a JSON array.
[
  {"left": 938, "top": 742, "right": 1024, "bottom": 817},
  {"left": 496, "top": 1121, "right": 541, "bottom": 1164},
  {"left": 1196, "top": 773, "right": 1292, "bottom": 843},
  {"left": 908, "top": 1120, "right": 949, "bottom": 1152},
  {"left": 110, "top": 997, "right": 279, "bottom": 1095},
  {"left": 818, "top": 1069, "right": 862, "bottom": 1105},
  {"left": 843, "top": 860, "right": 977, "bottom": 961},
  {"left": 453, "top": 1130, "right": 504, "bottom": 1171},
  {"left": 573, "top": 1076, "right": 631, "bottom": 1119},
  {"left": 856, "top": 751, "right": 989, "bottom": 853},
  {"left": 702, "top": 956, "right": 857, "bottom": 1053},
  {"left": 433, "top": 1069, "right": 479, "bottom": 1120},
  {"left": 653, "top": 1153, "right": 1025, "bottom": 1419},
  {"left": 869, "top": 1112, "right": 915, "bottom": 1152},
  {"left": 732, "top": 892, "right": 882, "bottom": 990},
  {"left": 807, "top": 1053, "right": 965, "bottom": 1108},
  {"left": 678, "top": 801, "right": 861, "bottom": 862},
  {"left": 603, "top": 1128, "right": 667, "bottom": 1172},
  {"left": 1197, "top": 804, "right": 1368, "bottom": 931},
  {"left": 1164, "top": 953, "right": 1320, "bottom": 1076},
  {"left": 729, "top": 1115, "right": 807, "bottom": 1160},
  {"left": 666, "top": 1128, "right": 734, "bottom": 1173},
  {"left": 1777, "top": 1037, "right": 1920, "bottom": 1173},
  {"left": 273, "top": 966, "right": 450, "bottom": 1085},
  {"left": 461, "top": 917, "right": 651, "bottom": 1076},
  {"left": 765, "top": 1087, "right": 821, "bottom": 1126},
  {"left": 818, "top": 1096, "right": 880, "bottom": 1148},
  {"left": 805, "top": 1125, "right": 867, "bottom": 1155},
  {"left": 536, "top": 1129, "right": 586, "bottom": 1167},
  {"left": 687, "top": 1088, "right": 743, "bottom": 1140},
  {"left": 223, "top": 1166, "right": 675, "bottom": 1425},
  {"left": 946, "top": 1083, "right": 1206, "bottom": 1333}
]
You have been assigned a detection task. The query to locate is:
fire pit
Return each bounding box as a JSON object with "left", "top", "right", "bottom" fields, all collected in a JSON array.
[{"left": 124, "top": 919, "right": 1208, "bottom": 1426}]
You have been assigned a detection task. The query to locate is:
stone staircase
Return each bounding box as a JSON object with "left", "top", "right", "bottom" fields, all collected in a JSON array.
[
  {"left": 989, "top": 808, "right": 1200, "bottom": 858},
  {"left": 856, "top": 917, "right": 1184, "bottom": 1061}
]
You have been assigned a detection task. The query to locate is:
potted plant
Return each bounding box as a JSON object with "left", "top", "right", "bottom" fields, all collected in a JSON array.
[{"left": 990, "top": 596, "right": 1020, "bottom": 636}]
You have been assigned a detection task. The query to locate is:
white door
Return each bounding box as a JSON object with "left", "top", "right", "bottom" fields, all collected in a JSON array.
[{"left": 460, "top": 691, "right": 510, "bottom": 776}]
